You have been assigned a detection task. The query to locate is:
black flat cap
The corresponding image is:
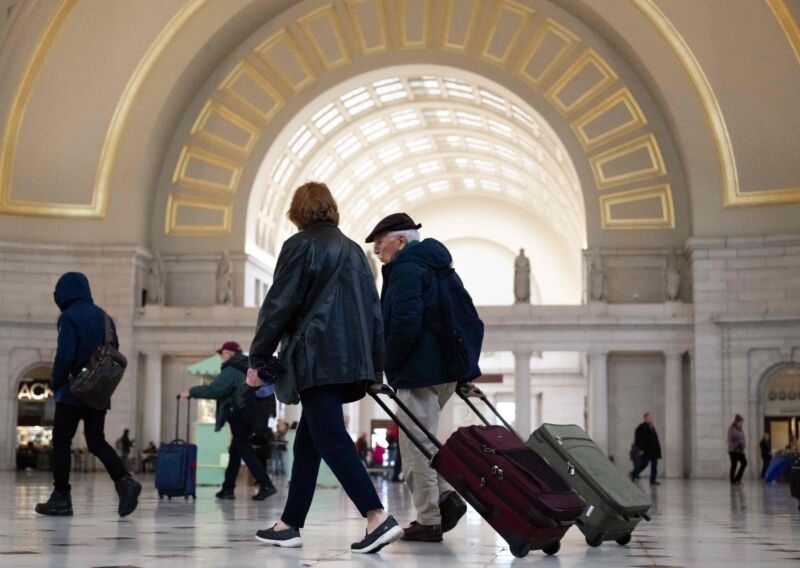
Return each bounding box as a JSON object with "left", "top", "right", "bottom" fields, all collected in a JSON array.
[{"left": 365, "top": 213, "right": 422, "bottom": 243}]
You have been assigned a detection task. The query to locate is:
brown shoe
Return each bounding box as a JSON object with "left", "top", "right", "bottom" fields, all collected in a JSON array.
[{"left": 401, "top": 521, "right": 443, "bottom": 542}]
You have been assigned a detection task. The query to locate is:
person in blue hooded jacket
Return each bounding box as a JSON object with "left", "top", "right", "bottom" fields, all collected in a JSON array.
[
  {"left": 35, "top": 272, "right": 142, "bottom": 518},
  {"left": 366, "top": 213, "right": 467, "bottom": 544}
]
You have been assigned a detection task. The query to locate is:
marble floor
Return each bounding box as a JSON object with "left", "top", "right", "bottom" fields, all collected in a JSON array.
[{"left": 1, "top": 471, "right": 799, "bottom": 567}]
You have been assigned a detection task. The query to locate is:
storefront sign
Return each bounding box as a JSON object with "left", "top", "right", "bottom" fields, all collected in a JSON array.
[{"left": 18, "top": 381, "right": 53, "bottom": 402}]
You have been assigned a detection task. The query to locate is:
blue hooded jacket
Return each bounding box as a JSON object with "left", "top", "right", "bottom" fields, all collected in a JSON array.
[
  {"left": 51, "top": 272, "right": 118, "bottom": 406},
  {"left": 380, "top": 239, "right": 453, "bottom": 389}
]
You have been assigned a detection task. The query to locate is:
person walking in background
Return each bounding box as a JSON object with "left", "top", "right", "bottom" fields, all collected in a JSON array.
[
  {"left": 247, "top": 182, "right": 403, "bottom": 554},
  {"left": 629, "top": 412, "right": 662, "bottom": 485},
  {"left": 760, "top": 432, "right": 772, "bottom": 479},
  {"left": 368, "top": 213, "right": 471, "bottom": 542},
  {"left": 355, "top": 434, "right": 370, "bottom": 465},
  {"left": 273, "top": 421, "right": 289, "bottom": 477},
  {"left": 35, "top": 272, "right": 142, "bottom": 518},
  {"left": 182, "top": 341, "right": 277, "bottom": 501},
  {"left": 117, "top": 429, "right": 134, "bottom": 469},
  {"left": 728, "top": 414, "right": 747, "bottom": 485}
]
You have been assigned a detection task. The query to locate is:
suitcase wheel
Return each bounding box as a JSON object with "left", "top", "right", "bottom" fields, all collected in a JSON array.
[
  {"left": 509, "top": 542, "right": 531, "bottom": 558},
  {"left": 192, "top": 494, "right": 196, "bottom": 500},
  {"left": 184, "top": 496, "right": 188, "bottom": 500},
  {"left": 616, "top": 533, "right": 632, "bottom": 546},
  {"left": 542, "top": 541, "right": 561, "bottom": 556},
  {"left": 586, "top": 534, "right": 604, "bottom": 548},
  {"left": 168, "top": 496, "right": 172, "bottom": 500},
  {"left": 158, "top": 492, "right": 163, "bottom": 500}
]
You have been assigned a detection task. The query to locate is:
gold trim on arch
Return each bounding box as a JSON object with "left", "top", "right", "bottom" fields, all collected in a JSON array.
[
  {"left": 165, "top": 194, "right": 232, "bottom": 236},
  {"left": 631, "top": 0, "right": 800, "bottom": 206},
  {"left": 600, "top": 184, "right": 675, "bottom": 230},
  {"left": 768, "top": 0, "right": 800, "bottom": 65},
  {"left": 0, "top": 0, "right": 81, "bottom": 217},
  {"left": 590, "top": 133, "right": 666, "bottom": 190}
]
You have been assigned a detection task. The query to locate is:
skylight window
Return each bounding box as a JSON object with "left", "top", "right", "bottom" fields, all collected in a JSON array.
[
  {"left": 361, "top": 119, "right": 390, "bottom": 142},
  {"left": 335, "top": 134, "right": 362, "bottom": 159},
  {"left": 405, "top": 137, "right": 432, "bottom": 153},
  {"left": 377, "top": 144, "right": 403, "bottom": 164},
  {"left": 354, "top": 159, "right": 377, "bottom": 181},
  {"left": 312, "top": 155, "right": 336, "bottom": 179},
  {"left": 382, "top": 198, "right": 401, "bottom": 213},
  {"left": 368, "top": 180, "right": 391, "bottom": 199},
  {"left": 428, "top": 180, "right": 450, "bottom": 193},
  {"left": 417, "top": 160, "right": 441, "bottom": 174},
  {"left": 392, "top": 167, "right": 415, "bottom": 184},
  {"left": 404, "top": 186, "right": 425, "bottom": 201}
]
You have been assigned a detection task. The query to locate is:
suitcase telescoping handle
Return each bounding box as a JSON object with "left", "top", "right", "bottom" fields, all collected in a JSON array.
[
  {"left": 174, "top": 394, "right": 192, "bottom": 442},
  {"left": 456, "top": 383, "right": 521, "bottom": 439},
  {"left": 368, "top": 383, "right": 442, "bottom": 461}
]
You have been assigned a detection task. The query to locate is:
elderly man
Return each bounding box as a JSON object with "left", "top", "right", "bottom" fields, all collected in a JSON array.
[{"left": 367, "top": 213, "right": 468, "bottom": 543}]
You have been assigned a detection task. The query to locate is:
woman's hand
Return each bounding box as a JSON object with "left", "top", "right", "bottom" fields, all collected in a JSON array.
[
  {"left": 246, "top": 368, "right": 263, "bottom": 388},
  {"left": 179, "top": 389, "right": 190, "bottom": 399}
]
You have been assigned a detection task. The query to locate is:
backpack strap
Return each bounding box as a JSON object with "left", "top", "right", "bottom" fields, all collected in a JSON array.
[{"left": 102, "top": 311, "right": 114, "bottom": 346}]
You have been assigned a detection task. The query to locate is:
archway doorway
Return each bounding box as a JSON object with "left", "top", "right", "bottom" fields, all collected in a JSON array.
[
  {"left": 762, "top": 365, "right": 800, "bottom": 454},
  {"left": 16, "top": 364, "right": 55, "bottom": 470},
  {"left": 247, "top": 67, "right": 586, "bottom": 305}
]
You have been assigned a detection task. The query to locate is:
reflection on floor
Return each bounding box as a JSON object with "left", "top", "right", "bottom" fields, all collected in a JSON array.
[{"left": 1, "top": 471, "right": 799, "bottom": 567}]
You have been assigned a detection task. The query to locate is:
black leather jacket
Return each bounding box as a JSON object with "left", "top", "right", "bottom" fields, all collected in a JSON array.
[{"left": 248, "top": 222, "right": 383, "bottom": 402}]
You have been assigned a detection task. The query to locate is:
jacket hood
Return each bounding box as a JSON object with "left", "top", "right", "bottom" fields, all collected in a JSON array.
[
  {"left": 394, "top": 238, "right": 452, "bottom": 271},
  {"left": 54, "top": 272, "right": 93, "bottom": 311},
  {"left": 222, "top": 352, "right": 249, "bottom": 374}
]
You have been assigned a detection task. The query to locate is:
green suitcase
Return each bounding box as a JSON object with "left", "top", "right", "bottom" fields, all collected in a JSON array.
[{"left": 527, "top": 424, "right": 652, "bottom": 547}]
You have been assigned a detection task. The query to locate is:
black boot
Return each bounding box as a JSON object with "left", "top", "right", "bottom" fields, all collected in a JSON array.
[
  {"left": 216, "top": 487, "right": 235, "bottom": 499},
  {"left": 252, "top": 482, "right": 277, "bottom": 501},
  {"left": 35, "top": 491, "right": 73, "bottom": 516},
  {"left": 115, "top": 475, "right": 142, "bottom": 518}
]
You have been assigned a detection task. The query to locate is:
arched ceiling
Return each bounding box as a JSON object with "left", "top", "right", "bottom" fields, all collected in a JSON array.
[
  {"left": 0, "top": 0, "right": 798, "bottom": 249},
  {"left": 251, "top": 70, "right": 585, "bottom": 257}
]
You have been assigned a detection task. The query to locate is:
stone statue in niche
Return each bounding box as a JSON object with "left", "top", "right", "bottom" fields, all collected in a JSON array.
[
  {"left": 215, "top": 251, "right": 234, "bottom": 306},
  {"left": 146, "top": 252, "right": 166, "bottom": 306},
  {"left": 665, "top": 249, "right": 682, "bottom": 302},
  {"left": 588, "top": 249, "right": 606, "bottom": 302},
  {"left": 514, "top": 248, "right": 531, "bottom": 304}
]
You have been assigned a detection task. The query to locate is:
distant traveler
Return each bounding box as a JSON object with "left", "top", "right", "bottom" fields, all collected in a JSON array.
[
  {"left": 629, "top": 412, "right": 662, "bottom": 486},
  {"left": 36, "top": 272, "right": 141, "bottom": 518},
  {"left": 182, "top": 341, "right": 277, "bottom": 501},
  {"left": 728, "top": 414, "right": 747, "bottom": 485},
  {"left": 759, "top": 432, "right": 771, "bottom": 479}
]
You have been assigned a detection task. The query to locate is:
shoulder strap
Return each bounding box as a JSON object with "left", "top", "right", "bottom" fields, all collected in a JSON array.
[
  {"left": 102, "top": 310, "right": 114, "bottom": 346},
  {"left": 294, "top": 238, "right": 349, "bottom": 339}
]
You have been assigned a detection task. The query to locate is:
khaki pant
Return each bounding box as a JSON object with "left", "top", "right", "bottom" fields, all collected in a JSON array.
[{"left": 397, "top": 383, "right": 457, "bottom": 525}]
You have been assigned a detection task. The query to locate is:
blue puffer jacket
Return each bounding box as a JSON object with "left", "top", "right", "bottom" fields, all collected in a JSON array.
[
  {"left": 50, "top": 272, "right": 118, "bottom": 407},
  {"left": 380, "top": 239, "right": 452, "bottom": 389}
]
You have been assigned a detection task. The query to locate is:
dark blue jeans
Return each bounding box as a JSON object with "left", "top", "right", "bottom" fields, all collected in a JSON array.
[
  {"left": 632, "top": 455, "right": 659, "bottom": 483},
  {"left": 281, "top": 385, "right": 383, "bottom": 528},
  {"left": 222, "top": 411, "right": 271, "bottom": 490}
]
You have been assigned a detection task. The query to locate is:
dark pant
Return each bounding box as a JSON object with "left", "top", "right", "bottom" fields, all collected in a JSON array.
[
  {"left": 223, "top": 411, "right": 272, "bottom": 490},
  {"left": 760, "top": 455, "right": 771, "bottom": 479},
  {"left": 632, "top": 455, "right": 659, "bottom": 482},
  {"left": 729, "top": 451, "right": 747, "bottom": 483},
  {"left": 281, "top": 385, "right": 383, "bottom": 528},
  {"left": 52, "top": 403, "right": 128, "bottom": 494}
]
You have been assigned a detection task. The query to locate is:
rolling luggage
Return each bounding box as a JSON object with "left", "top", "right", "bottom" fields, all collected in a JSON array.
[
  {"left": 527, "top": 424, "right": 651, "bottom": 547},
  {"left": 791, "top": 455, "right": 800, "bottom": 510},
  {"left": 155, "top": 395, "right": 197, "bottom": 500},
  {"left": 370, "top": 384, "right": 586, "bottom": 558}
]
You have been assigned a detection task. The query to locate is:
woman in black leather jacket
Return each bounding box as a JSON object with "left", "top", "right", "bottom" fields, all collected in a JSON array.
[{"left": 246, "top": 182, "right": 403, "bottom": 554}]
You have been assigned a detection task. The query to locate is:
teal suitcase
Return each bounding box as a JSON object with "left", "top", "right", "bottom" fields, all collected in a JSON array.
[{"left": 527, "top": 424, "right": 651, "bottom": 547}]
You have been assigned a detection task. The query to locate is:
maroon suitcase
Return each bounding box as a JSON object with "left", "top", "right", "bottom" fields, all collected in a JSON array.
[{"left": 370, "top": 384, "right": 586, "bottom": 557}]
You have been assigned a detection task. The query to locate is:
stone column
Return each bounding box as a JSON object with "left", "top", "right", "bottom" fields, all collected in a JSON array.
[
  {"left": 143, "top": 351, "right": 162, "bottom": 445},
  {"left": 664, "top": 350, "right": 684, "bottom": 478},
  {"left": 514, "top": 350, "right": 532, "bottom": 436},
  {"left": 588, "top": 351, "right": 609, "bottom": 454},
  {"left": 0, "top": 349, "right": 13, "bottom": 470}
]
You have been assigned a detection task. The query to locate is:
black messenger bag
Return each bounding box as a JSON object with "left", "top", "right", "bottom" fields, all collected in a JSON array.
[{"left": 69, "top": 312, "right": 127, "bottom": 409}]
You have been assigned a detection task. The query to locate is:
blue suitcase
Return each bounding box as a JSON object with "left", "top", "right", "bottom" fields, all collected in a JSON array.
[{"left": 155, "top": 395, "right": 197, "bottom": 500}]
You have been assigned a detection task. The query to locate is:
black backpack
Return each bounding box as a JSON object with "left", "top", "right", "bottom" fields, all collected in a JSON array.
[
  {"left": 69, "top": 311, "right": 127, "bottom": 409},
  {"left": 433, "top": 266, "right": 484, "bottom": 382}
]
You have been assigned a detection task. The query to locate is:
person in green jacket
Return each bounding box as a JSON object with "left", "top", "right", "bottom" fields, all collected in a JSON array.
[{"left": 181, "top": 341, "right": 276, "bottom": 501}]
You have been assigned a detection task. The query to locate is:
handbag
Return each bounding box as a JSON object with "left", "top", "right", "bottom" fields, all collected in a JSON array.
[
  {"left": 276, "top": 241, "right": 349, "bottom": 405},
  {"left": 69, "top": 311, "right": 127, "bottom": 410}
]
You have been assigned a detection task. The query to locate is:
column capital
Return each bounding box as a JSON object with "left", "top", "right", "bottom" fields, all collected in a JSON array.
[
  {"left": 588, "top": 349, "right": 609, "bottom": 358},
  {"left": 513, "top": 349, "right": 533, "bottom": 359},
  {"left": 663, "top": 349, "right": 685, "bottom": 358}
]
